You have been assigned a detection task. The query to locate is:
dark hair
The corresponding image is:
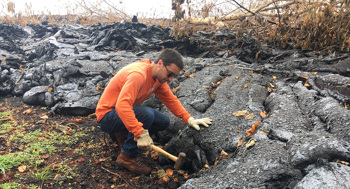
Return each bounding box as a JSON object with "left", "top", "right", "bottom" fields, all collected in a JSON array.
[{"left": 154, "top": 48, "right": 184, "bottom": 70}]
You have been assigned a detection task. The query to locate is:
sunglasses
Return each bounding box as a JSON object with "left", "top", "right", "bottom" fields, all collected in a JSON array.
[{"left": 164, "top": 65, "right": 176, "bottom": 78}]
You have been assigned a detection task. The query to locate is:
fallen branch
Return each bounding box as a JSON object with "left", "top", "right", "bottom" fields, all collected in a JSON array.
[{"left": 101, "top": 165, "right": 135, "bottom": 188}]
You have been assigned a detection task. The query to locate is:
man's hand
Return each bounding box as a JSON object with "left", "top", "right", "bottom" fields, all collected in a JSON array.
[
  {"left": 135, "top": 130, "right": 153, "bottom": 151},
  {"left": 187, "top": 117, "right": 212, "bottom": 130}
]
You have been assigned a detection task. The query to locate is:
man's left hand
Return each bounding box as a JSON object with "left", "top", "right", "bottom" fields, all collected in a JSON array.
[{"left": 187, "top": 117, "right": 212, "bottom": 130}]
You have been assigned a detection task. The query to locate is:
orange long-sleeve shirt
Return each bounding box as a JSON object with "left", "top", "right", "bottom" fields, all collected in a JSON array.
[{"left": 96, "top": 59, "right": 191, "bottom": 139}]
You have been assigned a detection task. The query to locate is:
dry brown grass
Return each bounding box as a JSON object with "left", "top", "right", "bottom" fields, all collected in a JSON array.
[
  {"left": 0, "top": 0, "right": 172, "bottom": 26},
  {"left": 1, "top": 0, "right": 349, "bottom": 52},
  {"left": 172, "top": 0, "right": 350, "bottom": 52}
]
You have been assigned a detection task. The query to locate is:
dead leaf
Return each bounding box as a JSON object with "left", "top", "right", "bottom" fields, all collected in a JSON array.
[
  {"left": 183, "top": 173, "right": 189, "bottom": 179},
  {"left": 172, "top": 86, "right": 180, "bottom": 93},
  {"left": 304, "top": 81, "right": 310, "bottom": 87},
  {"left": 18, "top": 146, "right": 26, "bottom": 150},
  {"left": 237, "top": 139, "right": 246, "bottom": 148},
  {"left": 49, "top": 163, "right": 60, "bottom": 169},
  {"left": 151, "top": 151, "right": 159, "bottom": 160},
  {"left": 232, "top": 110, "right": 248, "bottom": 117},
  {"left": 233, "top": 139, "right": 246, "bottom": 155},
  {"left": 47, "top": 87, "right": 53, "bottom": 92},
  {"left": 211, "top": 81, "right": 221, "bottom": 88},
  {"left": 311, "top": 72, "right": 318, "bottom": 75},
  {"left": 336, "top": 160, "right": 349, "bottom": 165},
  {"left": 19, "top": 65, "right": 25, "bottom": 72},
  {"left": 239, "top": 138, "right": 256, "bottom": 155},
  {"left": 242, "top": 84, "right": 248, "bottom": 88},
  {"left": 40, "top": 154, "right": 50, "bottom": 159},
  {"left": 272, "top": 75, "right": 277, "bottom": 80},
  {"left": 246, "top": 121, "right": 261, "bottom": 136},
  {"left": 345, "top": 103, "right": 349, "bottom": 110},
  {"left": 246, "top": 138, "right": 256, "bottom": 148},
  {"left": 202, "top": 85, "right": 209, "bottom": 89},
  {"left": 166, "top": 169, "right": 173, "bottom": 176},
  {"left": 73, "top": 118, "right": 83, "bottom": 124},
  {"left": 176, "top": 170, "right": 185, "bottom": 175},
  {"left": 96, "top": 86, "right": 104, "bottom": 91},
  {"left": 260, "top": 111, "right": 267, "bottom": 119},
  {"left": 209, "top": 89, "right": 215, "bottom": 100},
  {"left": 219, "top": 150, "right": 229, "bottom": 160},
  {"left": 267, "top": 87, "right": 276, "bottom": 92},
  {"left": 18, "top": 165, "right": 27, "bottom": 172},
  {"left": 40, "top": 115, "right": 49, "bottom": 120},
  {"left": 56, "top": 125, "right": 73, "bottom": 135},
  {"left": 185, "top": 72, "right": 195, "bottom": 78},
  {"left": 54, "top": 174, "right": 61, "bottom": 180},
  {"left": 22, "top": 108, "right": 32, "bottom": 115},
  {"left": 157, "top": 169, "right": 167, "bottom": 178},
  {"left": 204, "top": 164, "right": 210, "bottom": 168},
  {"left": 260, "top": 130, "right": 269, "bottom": 135},
  {"left": 76, "top": 158, "right": 85, "bottom": 163},
  {"left": 301, "top": 75, "right": 309, "bottom": 79},
  {"left": 162, "top": 176, "right": 170, "bottom": 184},
  {"left": 88, "top": 113, "right": 96, "bottom": 118},
  {"left": 255, "top": 51, "right": 261, "bottom": 59},
  {"left": 244, "top": 113, "right": 254, "bottom": 120}
]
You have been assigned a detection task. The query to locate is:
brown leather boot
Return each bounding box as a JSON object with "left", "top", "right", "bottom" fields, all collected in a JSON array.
[{"left": 116, "top": 153, "right": 151, "bottom": 175}]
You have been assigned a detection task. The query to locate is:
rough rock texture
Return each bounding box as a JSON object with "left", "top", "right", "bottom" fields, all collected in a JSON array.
[{"left": 1, "top": 22, "right": 350, "bottom": 188}]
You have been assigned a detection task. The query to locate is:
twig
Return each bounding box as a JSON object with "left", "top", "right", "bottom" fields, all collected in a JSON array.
[
  {"left": 272, "top": 0, "right": 281, "bottom": 25},
  {"left": 230, "top": 0, "right": 276, "bottom": 25},
  {"left": 100, "top": 165, "right": 135, "bottom": 188},
  {"left": 101, "top": 0, "right": 130, "bottom": 19},
  {"left": 40, "top": 180, "right": 44, "bottom": 189},
  {"left": 231, "top": 0, "right": 256, "bottom": 16},
  {"left": 0, "top": 118, "right": 12, "bottom": 122}
]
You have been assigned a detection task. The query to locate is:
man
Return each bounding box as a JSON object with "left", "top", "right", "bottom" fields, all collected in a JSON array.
[{"left": 96, "top": 48, "right": 212, "bottom": 174}]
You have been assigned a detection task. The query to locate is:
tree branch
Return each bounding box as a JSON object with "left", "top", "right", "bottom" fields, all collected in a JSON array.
[{"left": 230, "top": 0, "right": 276, "bottom": 24}]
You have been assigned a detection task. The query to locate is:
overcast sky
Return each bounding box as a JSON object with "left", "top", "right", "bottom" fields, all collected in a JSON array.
[{"left": 1, "top": 0, "right": 173, "bottom": 18}]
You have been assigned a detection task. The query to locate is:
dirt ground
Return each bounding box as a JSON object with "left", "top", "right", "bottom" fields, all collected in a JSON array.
[{"left": 0, "top": 96, "right": 190, "bottom": 189}]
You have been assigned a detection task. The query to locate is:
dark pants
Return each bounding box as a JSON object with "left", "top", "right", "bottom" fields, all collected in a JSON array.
[{"left": 99, "top": 106, "right": 170, "bottom": 157}]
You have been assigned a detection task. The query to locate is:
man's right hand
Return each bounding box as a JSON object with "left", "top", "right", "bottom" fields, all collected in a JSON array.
[{"left": 135, "top": 130, "right": 153, "bottom": 151}]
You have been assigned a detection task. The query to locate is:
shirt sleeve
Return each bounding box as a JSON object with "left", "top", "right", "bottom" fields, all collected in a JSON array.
[
  {"left": 154, "top": 83, "right": 191, "bottom": 124},
  {"left": 116, "top": 72, "right": 145, "bottom": 138}
]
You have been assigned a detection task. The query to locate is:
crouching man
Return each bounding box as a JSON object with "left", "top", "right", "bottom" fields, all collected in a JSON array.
[{"left": 96, "top": 48, "right": 212, "bottom": 174}]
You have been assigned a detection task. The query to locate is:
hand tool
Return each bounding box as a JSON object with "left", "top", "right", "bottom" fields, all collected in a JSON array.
[{"left": 151, "top": 145, "right": 186, "bottom": 170}]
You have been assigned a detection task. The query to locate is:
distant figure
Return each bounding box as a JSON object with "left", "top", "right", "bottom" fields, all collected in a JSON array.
[{"left": 132, "top": 15, "right": 138, "bottom": 23}]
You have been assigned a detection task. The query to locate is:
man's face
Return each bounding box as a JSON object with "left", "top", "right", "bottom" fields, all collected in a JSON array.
[{"left": 158, "top": 60, "right": 181, "bottom": 83}]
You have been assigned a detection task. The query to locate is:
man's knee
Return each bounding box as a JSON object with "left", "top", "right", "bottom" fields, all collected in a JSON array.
[
  {"left": 135, "top": 106, "right": 155, "bottom": 127},
  {"left": 162, "top": 116, "right": 170, "bottom": 130}
]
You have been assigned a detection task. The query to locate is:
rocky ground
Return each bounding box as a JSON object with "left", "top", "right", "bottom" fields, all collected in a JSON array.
[
  {"left": 1, "top": 21, "right": 350, "bottom": 188},
  {"left": 0, "top": 96, "right": 190, "bottom": 188}
]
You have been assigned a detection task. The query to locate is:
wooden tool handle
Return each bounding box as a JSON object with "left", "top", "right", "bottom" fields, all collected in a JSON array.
[{"left": 151, "top": 145, "right": 177, "bottom": 162}]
